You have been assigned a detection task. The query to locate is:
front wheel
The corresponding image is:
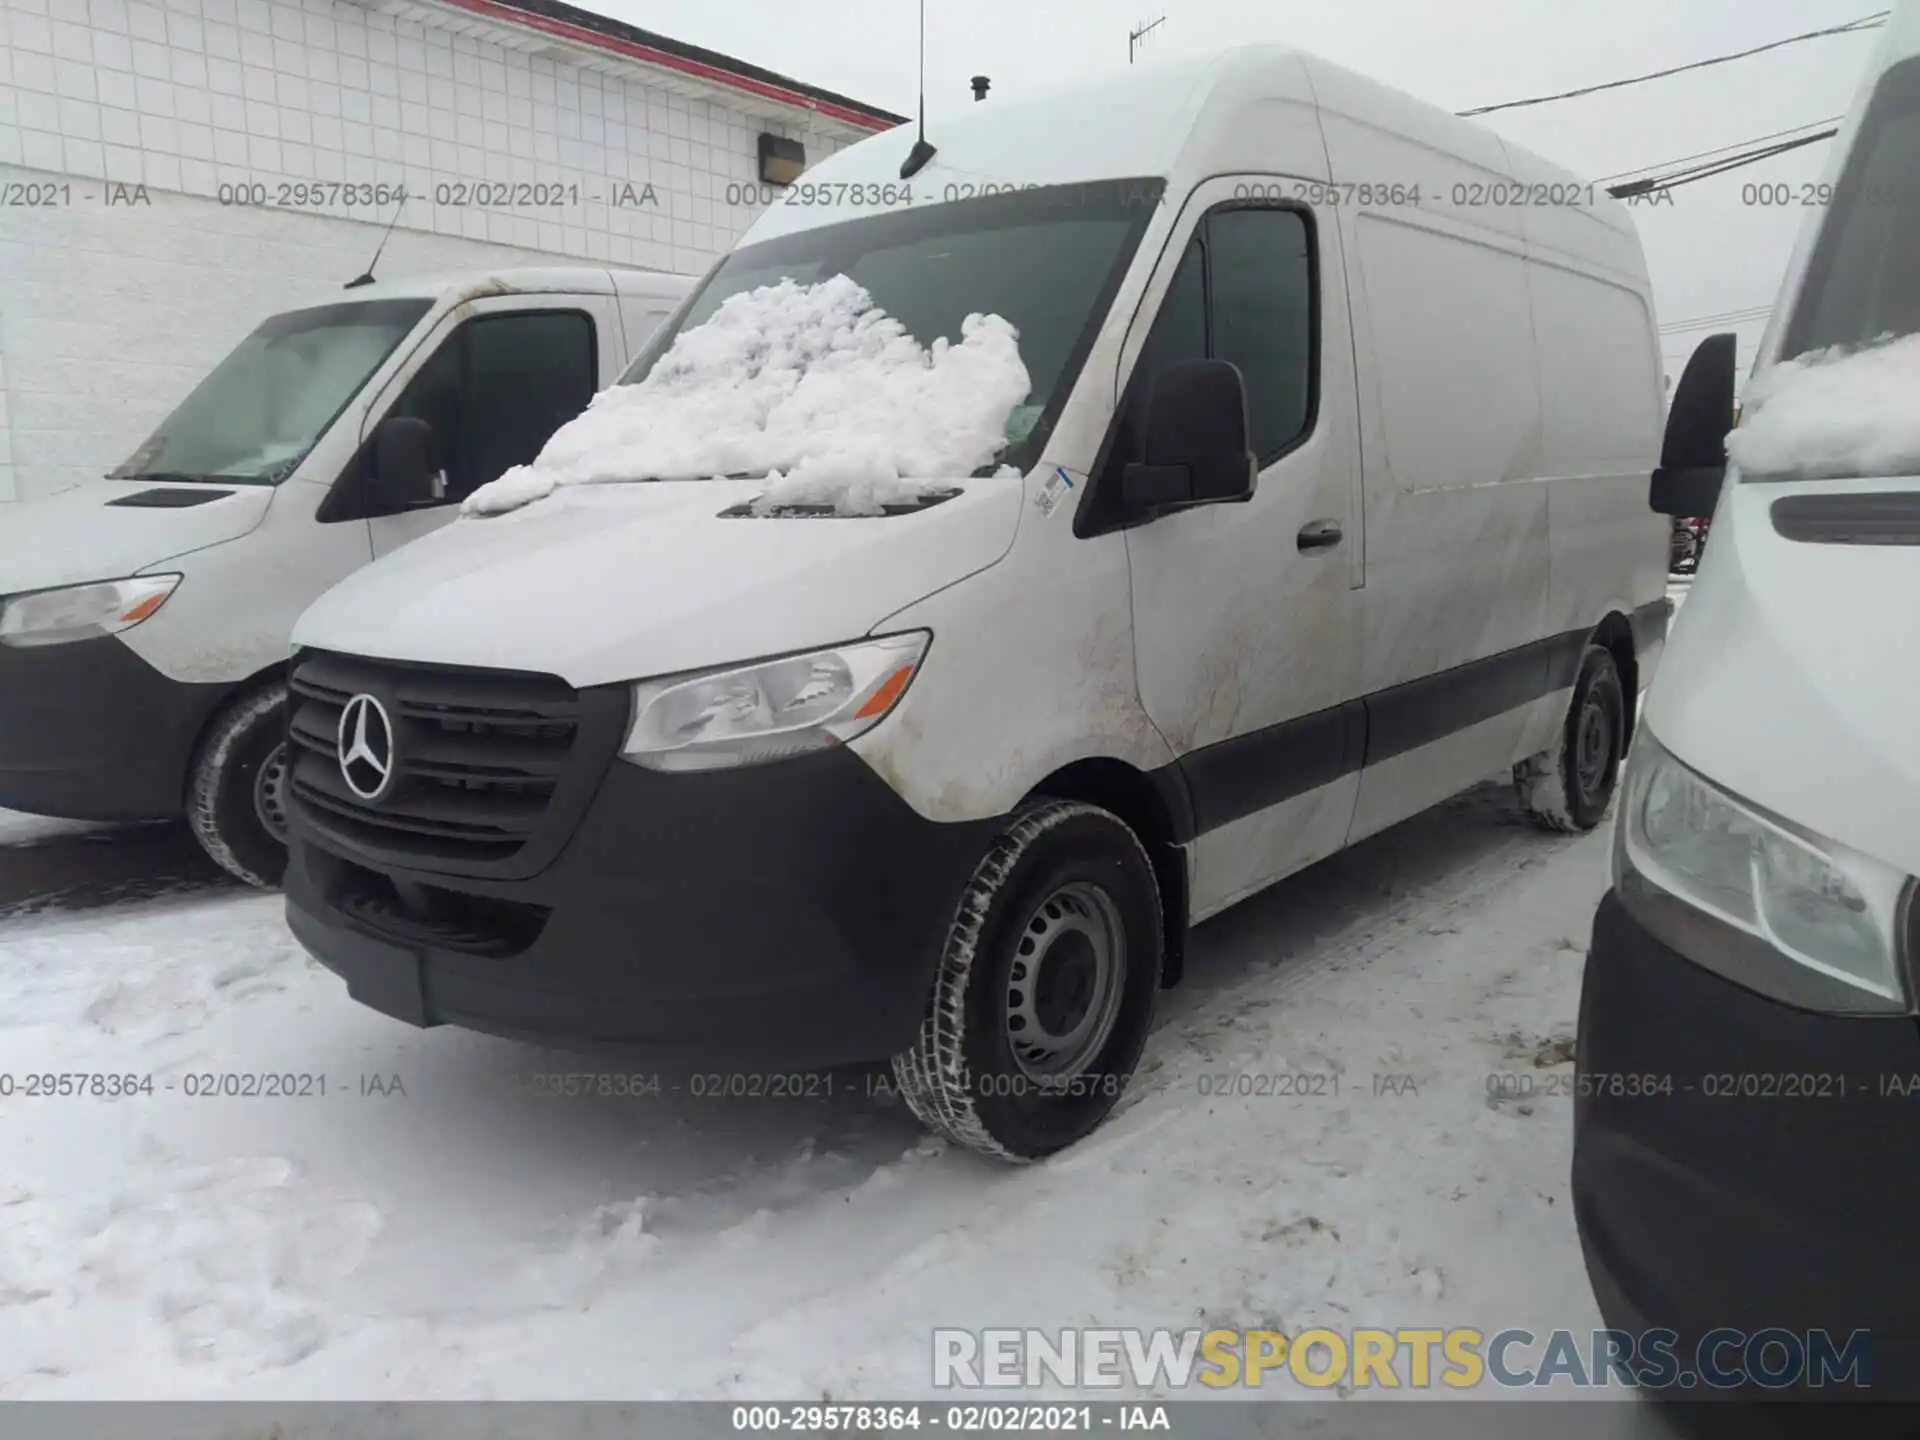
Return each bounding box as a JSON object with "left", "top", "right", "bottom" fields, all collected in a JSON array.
[
  {"left": 186, "top": 682, "right": 291, "bottom": 888},
  {"left": 891, "top": 800, "right": 1163, "bottom": 1162}
]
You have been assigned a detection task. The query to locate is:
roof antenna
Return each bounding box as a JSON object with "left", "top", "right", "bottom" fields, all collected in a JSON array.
[
  {"left": 345, "top": 188, "right": 410, "bottom": 289},
  {"left": 899, "top": 0, "right": 937, "bottom": 178},
  {"left": 1129, "top": 14, "right": 1166, "bottom": 64}
]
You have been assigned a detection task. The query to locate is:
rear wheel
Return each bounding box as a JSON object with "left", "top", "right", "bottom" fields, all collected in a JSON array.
[
  {"left": 891, "top": 800, "right": 1163, "bottom": 1162},
  {"left": 186, "top": 681, "right": 291, "bottom": 888},
  {"left": 1514, "top": 645, "right": 1625, "bottom": 834}
]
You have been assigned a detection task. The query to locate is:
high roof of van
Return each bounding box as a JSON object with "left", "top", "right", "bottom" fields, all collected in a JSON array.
[
  {"left": 739, "top": 44, "right": 1638, "bottom": 255},
  {"left": 309, "top": 266, "right": 694, "bottom": 307}
]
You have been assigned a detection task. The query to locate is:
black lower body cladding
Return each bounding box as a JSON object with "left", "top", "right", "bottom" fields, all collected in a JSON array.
[
  {"left": 285, "top": 735, "right": 1004, "bottom": 1070},
  {"left": 0, "top": 634, "right": 231, "bottom": 821},
  {"left": 1572, "top": 890, "right": 1920, "bottom": 1400}
]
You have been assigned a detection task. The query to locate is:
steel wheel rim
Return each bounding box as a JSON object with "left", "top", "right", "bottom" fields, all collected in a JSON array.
[
  {"left": 1575, "top": 698, "right": 1611, "bottom": 799},
  {"left": 1005, "top": 880, "right": 1127, "bottom": 1082},
  {"left": 254, "top": 741, "right": 290, "bottom": 841}
]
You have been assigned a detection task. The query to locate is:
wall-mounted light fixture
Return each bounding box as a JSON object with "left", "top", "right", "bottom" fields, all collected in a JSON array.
[{"left": 758, "top": 133, "right": 807, "bottom": 187}]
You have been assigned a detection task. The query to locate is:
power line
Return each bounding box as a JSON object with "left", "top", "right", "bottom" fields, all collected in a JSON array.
[
  {"left": 1660, "top": 307, "right": 1774, "bottom": 334},
  {"left": 1459, "top": 12, "right": 1887, "bottom": 117},
  {"left": 1658, "top": 305, "right": 1774, "bottom": 330},
  {"left": 1608, "top": 127, "right": 1838, "bottom": 197},
  {"left": 1661, "top": 304, "right": 1773, "bottom": 328},
  {"left": 1593, "top": 116, "right": 1844, "bottom": 184}
]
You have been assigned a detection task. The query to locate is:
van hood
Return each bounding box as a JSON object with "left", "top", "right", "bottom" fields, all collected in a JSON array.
[
  {"left": 0, "top": 482, "right": 274, "bottom": 594},
  {"left": 292, "top": 477, "right": 1023, "bottom": 687},
  {"left": 1645, "top": 475, "right": 1920, "bottom": 879}
]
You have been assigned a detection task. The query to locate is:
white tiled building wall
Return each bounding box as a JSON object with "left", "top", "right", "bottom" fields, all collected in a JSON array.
[{"left": 0, "top": 0, "right": 878, "bottom": 500}]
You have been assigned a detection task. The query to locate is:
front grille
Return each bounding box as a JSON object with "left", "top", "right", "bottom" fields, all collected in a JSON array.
[{"left": 288, "top": 650, "right": 582, "bottom": 867}]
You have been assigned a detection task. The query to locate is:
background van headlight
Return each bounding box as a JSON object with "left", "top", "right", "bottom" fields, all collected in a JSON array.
[
  {"left": 1616, "top": 729, "right": 1913, "bottom": 1012},
  {"left": 0, "top": 575, "right": 182, "bottom": 649},
  {"left": 620, "top": 631, "right": 930, "bottom": 772}
]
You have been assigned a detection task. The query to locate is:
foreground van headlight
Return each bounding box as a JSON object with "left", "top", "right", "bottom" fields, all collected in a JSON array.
[
  {"left": 0, "top": 574, "right": 182, "bottom": 649},
  {"left": 620, "top": 631, "right": 931, "bottom": 772},
  {"left": 1616, "top": 729, "right": 1912, "bottom": 1012}
]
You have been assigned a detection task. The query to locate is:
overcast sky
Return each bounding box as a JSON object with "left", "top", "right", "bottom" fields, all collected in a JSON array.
[{"left": 590, "top": 0, "right": 1888, "bottom": 384}]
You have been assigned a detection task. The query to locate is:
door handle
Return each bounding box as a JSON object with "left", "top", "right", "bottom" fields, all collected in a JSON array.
[{"left": 1297, "top": 519, "right": 1343, "bottom": 551}]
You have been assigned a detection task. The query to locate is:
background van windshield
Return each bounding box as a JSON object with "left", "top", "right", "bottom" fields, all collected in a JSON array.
[
  {"left": 111, "top": 298, "right": 432, "bottom": 485},
  {"left": 1781, "top": 56, "right": 1920, "bottom": 357},
  {"left": 621, "top": 179, "right": 1165, "bottom": 474}
]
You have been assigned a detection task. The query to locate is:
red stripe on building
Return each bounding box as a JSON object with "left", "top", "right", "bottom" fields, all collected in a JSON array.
[{"left": 431, "top": 0, "right": 898, "bottom": 132}]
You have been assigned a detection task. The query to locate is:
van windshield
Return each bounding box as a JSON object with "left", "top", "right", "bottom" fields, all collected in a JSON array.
[
  {"left": 617, "top": 179, "right": 1165, "bottom": 475},
  {"left": 1781, "top": 57, "right": 1920, "bottom": 357},
  {"left": 110, "top": 298, "right": 432, "bottom": 485}
]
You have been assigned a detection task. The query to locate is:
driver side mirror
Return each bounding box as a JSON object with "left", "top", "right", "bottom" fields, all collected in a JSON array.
[
  {"left": 1121, "top": 359, "right": 1257, "bottom": 517},
  {"left": 370, "top": 415, "right": 446, "bottom": 510},
  {"left": 1651, "top": 332, "right": 1736, "bottom": 517}
]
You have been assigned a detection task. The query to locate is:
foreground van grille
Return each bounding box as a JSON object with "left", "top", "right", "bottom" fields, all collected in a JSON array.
[{"left": 287, "top": 650, "right": 581, "bottom": 866}]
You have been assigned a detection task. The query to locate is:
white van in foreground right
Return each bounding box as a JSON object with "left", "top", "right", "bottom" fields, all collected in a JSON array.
[
  {"left": 283, "top": 46, "right": 1670, "bottom": 1160},
  {"left": 1575, "top": 0, "right": 1920, "bottom": 1392}
]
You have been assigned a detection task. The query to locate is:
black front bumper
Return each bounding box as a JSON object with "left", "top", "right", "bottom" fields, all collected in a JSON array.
[
  {"left": 0, "top": 635, "right": 231, "bottom": 821},
  {"left": 1573, "top": 889, "right": 1920, "bottom": 1399},
  {"left": 286, "top": 744, "right": 1002, "bottom": 1069}
]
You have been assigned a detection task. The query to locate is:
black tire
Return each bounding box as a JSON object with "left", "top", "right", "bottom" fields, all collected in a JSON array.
[
  {"left": 1514, "top": 645, "right": 1626, "bottom": 834},
  {"left": 186, "top": 681, "right": 291, "bottom": 888},
  {"left": 891, "top": 800, "right": 1163, "bottom": 1162}
]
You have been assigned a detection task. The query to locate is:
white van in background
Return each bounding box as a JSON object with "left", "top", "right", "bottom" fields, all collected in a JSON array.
[
  {"left": 1576, "top": 0, "right": 1920, "bottom": 1392},
  {"left": 0, "top": 266, "right": 693, "bottom": 887},
  {"left": 282, "top": 46, "right": 1670, "bottom": 1160}
]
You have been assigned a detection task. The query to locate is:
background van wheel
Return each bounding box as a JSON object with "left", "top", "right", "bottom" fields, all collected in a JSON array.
[
  {"left": 1514, "top": 645, "right": 1625, "bottom": 834},
  {"left": 891, "top": 800, "right": 1163, "bottom": 1162},
  {"left": 187, "top": 681, "right": 291, "bottom": 888}
]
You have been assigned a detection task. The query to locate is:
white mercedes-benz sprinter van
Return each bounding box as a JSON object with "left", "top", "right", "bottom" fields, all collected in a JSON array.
[
  {"left": 0, "top": 266, "right": 691, "bottom": 887},
  {"left": 1575, "top": 0, "right": 1920, "bottom": 1390},
  {"left": 284, "top": 46, "right": 1671, "bottom": 1160}
]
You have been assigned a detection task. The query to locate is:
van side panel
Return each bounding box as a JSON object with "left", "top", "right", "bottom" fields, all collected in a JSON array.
[
  {"left": 1508, "top": 145, "right": 1667, "bottom": 678},
  {"left": 1309, "top": 56, "right": 1662, "bottom": 846},
  {"left": 1337, "top": 204, "right": 1550, "bottom": 841},
  {"left": 1523, "top": 255, "right": 1666, "bottom": 751}
]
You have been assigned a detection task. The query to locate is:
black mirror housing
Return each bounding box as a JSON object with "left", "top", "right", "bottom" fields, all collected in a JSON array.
[
  {"left": 1651, "top": 333, "right": 1736, "bottom": 517},
  {"left": 371, "top": 415, "right": 443, "bottom": 509},
  {"left": 1122, "top": 359, "right": 1257, "bottom": 516}
]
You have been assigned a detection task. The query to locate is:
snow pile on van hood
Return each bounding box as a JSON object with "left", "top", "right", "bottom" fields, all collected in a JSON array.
[
  {"left": 462, "top": 275, "right": 1033, "bottom": 518},
  {"left": 1726, "top": 331, "right": 1920, "bottom": 479}
]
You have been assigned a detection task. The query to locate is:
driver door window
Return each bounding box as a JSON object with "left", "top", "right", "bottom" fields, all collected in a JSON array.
[
  {"left": 1090, "top": 205, "right": 1316, "bottom": 533},
  {"left": 383, "top": 309, "right": 597, "bottom": 506}
]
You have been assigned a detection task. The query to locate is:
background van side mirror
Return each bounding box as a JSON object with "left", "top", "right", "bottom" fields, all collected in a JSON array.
[
  {"left": 1121, "top": 358, "right": 1257, "bottom": 516},
  {"left": 1651, "top": 332, "right": 1736, "bottom": 517},
  {"left": 370, "top": 415, "right": 445, "bottom": 509}
]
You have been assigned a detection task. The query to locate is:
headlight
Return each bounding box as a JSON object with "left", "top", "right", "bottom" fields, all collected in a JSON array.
[
  {"left": 1616, "top": 729, "right": 1912, "bottom": 1012},
  {"left": 620, "top": 631, "right": 930, "bottom": 772},
  {"left": 0, "top": 574, "right": 182, "bottom": 649}
]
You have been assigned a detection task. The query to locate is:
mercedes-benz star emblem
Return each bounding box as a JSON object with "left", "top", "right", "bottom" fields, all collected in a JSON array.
[{"left": 337, "top": 693, "right": 396, "bottom": 802}]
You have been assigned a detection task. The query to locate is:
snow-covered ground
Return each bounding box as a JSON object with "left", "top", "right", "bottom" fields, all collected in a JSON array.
[{"left": 1, "top": 775, "right": 1628, "bottom": 1402}]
